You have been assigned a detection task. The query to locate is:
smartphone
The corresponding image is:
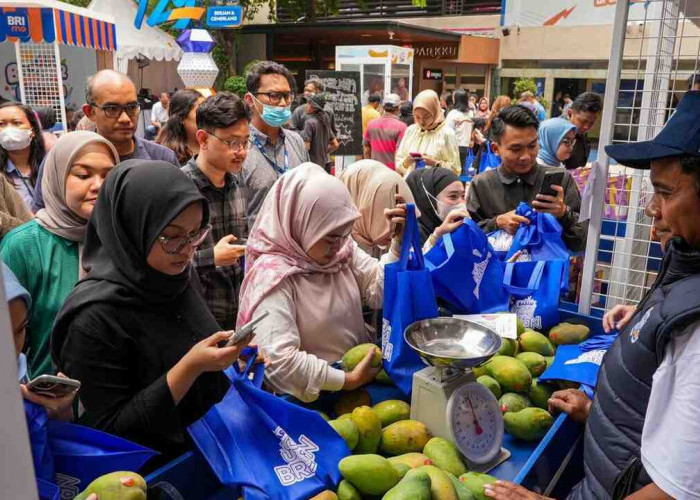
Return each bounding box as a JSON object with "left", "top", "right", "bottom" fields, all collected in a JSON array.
[
  {"left": 391, "top": 183, "right": 402, "bottom": 238},
  {"left": 539, "top": 170, "right": 566, "bottom": 197},
  {"left": 226, "top": 310, "right": 270, "bottom": 347},
  {"left": 26, "top": 374, "right": 80, "bottom": 397},
  {"left": 409, "top": 152, "right": 423, "bottom": 159}
]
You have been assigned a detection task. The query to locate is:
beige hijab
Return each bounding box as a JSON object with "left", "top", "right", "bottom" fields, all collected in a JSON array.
[
  {"left": 340, "top": 160, "right": 416, "bottom": 252},
  {"left": 413, "top": 89, "right": 445, "bottom": 131}
]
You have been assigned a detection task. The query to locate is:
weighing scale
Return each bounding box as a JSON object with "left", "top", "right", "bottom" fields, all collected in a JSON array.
[{"left": 405, "top": 317, "right": 511, "bottom": 473}]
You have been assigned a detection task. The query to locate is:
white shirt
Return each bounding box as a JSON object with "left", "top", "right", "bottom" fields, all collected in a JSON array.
[
  {"left": 641, "top": 319, "right": 700, "bottom": 499},
  {"left": 445, "top": 109, "right": 474, "bottom": 148},
  {"left": 151, "top": 102, "right": 168, "bottom": 125}
]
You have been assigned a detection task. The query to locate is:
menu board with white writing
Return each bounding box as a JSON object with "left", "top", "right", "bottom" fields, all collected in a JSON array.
[{"left": 306, "top": 70, "right": 362, "bottom": 156}]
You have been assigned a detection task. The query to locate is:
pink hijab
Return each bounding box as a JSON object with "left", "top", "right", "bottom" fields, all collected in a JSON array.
[{"left": 237, "top": 163, "right": 361, "bottom": 326}]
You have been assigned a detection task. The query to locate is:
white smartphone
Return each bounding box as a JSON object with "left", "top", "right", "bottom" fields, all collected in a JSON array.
[
  {"left": 26, "top": 374, "right": 80, "bottom": 397},
  {"left": 226, "top": 310, "right": 270, "bottom": 347}
]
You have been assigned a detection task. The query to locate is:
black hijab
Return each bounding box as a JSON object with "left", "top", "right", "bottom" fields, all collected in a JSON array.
[
  {"left": 52, "top": 160, "right": 211, "bottom": 359},
  {"left": 406, "top": 167, "right": 460, "bottom": 243}
]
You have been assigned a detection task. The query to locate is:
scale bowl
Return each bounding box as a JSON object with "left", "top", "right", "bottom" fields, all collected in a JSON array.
[{"left": 404, "top": 317, "right": 503, "bottom": 370}]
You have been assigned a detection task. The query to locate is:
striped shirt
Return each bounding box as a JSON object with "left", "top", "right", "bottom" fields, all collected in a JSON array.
[{"left": 363, "top": 115, "right": 407, "bottom": 170}]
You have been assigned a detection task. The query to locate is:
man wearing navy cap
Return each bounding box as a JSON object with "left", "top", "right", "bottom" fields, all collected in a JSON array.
[{"left": 485, "top": 92, "right": 700, "bottom": 499}]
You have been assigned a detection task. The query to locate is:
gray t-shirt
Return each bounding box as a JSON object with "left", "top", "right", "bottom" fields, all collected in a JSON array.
[{"left": 301, "top": 114, "right": 331, "bottom": 169}]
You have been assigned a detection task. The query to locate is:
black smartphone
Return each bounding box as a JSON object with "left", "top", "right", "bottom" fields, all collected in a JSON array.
[{"left": 539, "top": 170, "right": 566, "bottom": 197}]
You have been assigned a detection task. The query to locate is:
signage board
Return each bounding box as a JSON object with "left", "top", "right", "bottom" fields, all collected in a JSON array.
[
  {"left": 423, "top": 69, "right": 443, "bottom": 80},
  {"left": 503, "top": 0, "right": 648, "bottom": 27},
  {"left": 206, "top": 5, "right": 243, "bottom": 28},
  {"left": 1, "top": 8, "right": 30, "bottom": 41},
  {"left": 408, "top": 42, "right": 459, "bottom": 60}
]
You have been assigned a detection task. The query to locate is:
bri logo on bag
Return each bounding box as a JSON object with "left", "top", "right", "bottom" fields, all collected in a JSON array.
[
  {"left": 381, "top": 319, "right": 394, "bottom": 361},
  {"left": 273, "top": 427, "right": 319, "bottom": 487},
  {"left": 56, "top": 473, "right": 80, "bottom": 498},
  {"left": 511, "top": 297, "right": 542, "bottom": 330},
  {"left": 472, "top": 250, "right": 491, "bottom": 300},
  {"left": 564, "top": 350, "right": 606, "bottom": 366},
  {"left": 629, "top": 308, "right": 653, "bottom": 344}
]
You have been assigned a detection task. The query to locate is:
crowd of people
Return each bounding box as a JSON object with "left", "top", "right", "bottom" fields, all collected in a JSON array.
[{"left": 2, "top": 58, "right": 700, "bottom": 498}]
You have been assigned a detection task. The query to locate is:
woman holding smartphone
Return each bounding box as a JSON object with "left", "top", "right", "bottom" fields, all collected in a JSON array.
[{"left": 52, "top": 160, "right": 255, "bottom": 460}]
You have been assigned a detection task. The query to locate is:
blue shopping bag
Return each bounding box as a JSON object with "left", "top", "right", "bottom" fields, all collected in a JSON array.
[
  {"left": 37, "top": 478, "right": 60, "bottom": 500},
  {"left": 479, "top": 141, "right": 501, "bottom": 172},
  {"left": 188, "top": 352, "right": 349, "bottom": 499},
  {"left": 425, "top": 220, "right": 509, "bottom": 314},
  {"left": 25, "top": 400, "right": 55, "bottom": 482},
  {"left": 382, "top": 204, "right": 439, "bottom": 396},
  {"left": 503, "top": 260, "right": 566, "bottom": 331},
  {"left": 506, "top": 203, "right": 571, "bottom": 263}
]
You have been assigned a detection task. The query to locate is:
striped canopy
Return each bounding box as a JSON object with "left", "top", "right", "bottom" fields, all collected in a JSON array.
[{"left": 0, "top": 6, "right": 117, "bottom": 50}]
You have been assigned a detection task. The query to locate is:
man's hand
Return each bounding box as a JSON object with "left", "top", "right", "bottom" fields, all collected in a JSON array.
[
  {"left": 496, "top": 210, "right": 530, "bottom": 235},
  {"left": 484, "top": 480, "right": 553, "bottom": 499},
  {"left": 532, "top": 185, "right": 567, "bottom": 219},
  {"left": 602, "top": 304, "right": 636, "bottom": 333},
  {"left": 548, "top": 389, "right": 591, "bottom": 423},
  {"left": 214, "top": 235, "right": 245, "bottom": 267}
]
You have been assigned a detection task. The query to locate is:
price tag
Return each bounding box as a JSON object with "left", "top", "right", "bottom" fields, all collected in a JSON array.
[{"left": 454, "top": 313, "right": 518, "bottom": 340}]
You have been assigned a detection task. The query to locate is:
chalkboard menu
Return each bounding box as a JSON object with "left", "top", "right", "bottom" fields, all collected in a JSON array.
[{"left": 305, "top": 70, "right": 362, "bottom": 156}]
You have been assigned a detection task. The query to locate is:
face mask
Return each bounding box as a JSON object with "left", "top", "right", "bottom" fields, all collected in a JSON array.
[
  {"left": 0, "top": 126, "right": 33, "bottom": 151},
  {"left": 253, "top": 95, "right": 291, "bottom": 128},
  {"left": 424, "top": 181, "right": 464, "bottom": 221}
]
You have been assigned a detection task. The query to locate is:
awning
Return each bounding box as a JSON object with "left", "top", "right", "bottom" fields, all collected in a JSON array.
[{"left": 0, "top": 0, "right": 116, "bottom": 50}]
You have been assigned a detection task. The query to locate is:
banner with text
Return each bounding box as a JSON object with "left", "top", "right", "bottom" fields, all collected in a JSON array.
[{"left": 503, "top": 0, "right": 648, "bottom": 27}]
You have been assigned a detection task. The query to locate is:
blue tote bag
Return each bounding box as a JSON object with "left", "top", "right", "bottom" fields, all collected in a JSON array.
[
  {"left": 503, "top": 259, "right": 566, "bottom": 331},
  {"left": 506, "top": 203, "right": 571, "bottom": 263},
  {"left": 425, "top": 220, "right": 509, "bottom": 314},
  {"left": 479, "top": 141, "right": 501, "bottom": 173},
  {"left": 188, "top": 351, "right": 349, "bottom": 499},
  {"left": 382, "top": 204, "right": 439, "bottom": 396}
]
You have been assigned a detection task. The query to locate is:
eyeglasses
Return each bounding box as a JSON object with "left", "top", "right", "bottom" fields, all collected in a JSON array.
[
  {"left": 254, "top": 91, "right": 295, "bottom": 105},
  {"left": 207, "top": 131, "right": 251, "bottom": 152},
  {"left": 158, "top": 224, "right": 212, "bottom": 255},
  {"left": 91, "top": 102, "right": 140, "bottom": 119},
  {"left": 560, "top": 137, "right": 577, "bottom": 147}
]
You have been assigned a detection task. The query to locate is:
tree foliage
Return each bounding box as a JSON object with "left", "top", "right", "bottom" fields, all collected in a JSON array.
[{"left": 513, "top": 78, "right": 538, "bottom": 100}]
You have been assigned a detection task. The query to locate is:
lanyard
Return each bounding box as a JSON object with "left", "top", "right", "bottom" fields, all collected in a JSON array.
[{"left": 252, "top": 136, "right": 289, "bottom": 176}]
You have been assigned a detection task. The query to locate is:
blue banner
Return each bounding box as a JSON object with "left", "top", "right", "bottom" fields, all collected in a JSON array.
[{"left": 206, "top": 6, "right": 243, "bottom": 28}]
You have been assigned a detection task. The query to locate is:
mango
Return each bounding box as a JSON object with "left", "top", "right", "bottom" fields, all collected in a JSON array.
[
  {"left": 329, "top": 418, "right": 359, "bottom": 451},
  {"left": 352, "top": 406, "right": 383, "bottom": 454},
  {"left": 423, "top": 437, "right": 467, "bottom": 477},
  {"left": 337, "top": 480, "right": 362, "bottom": 500},
  {"left": 74, "top": 472, "right": 146, "bottom": 500},
  {"left": 504, "top": 407, "right": 554, "bottom": 441},
  {"left": 498, "top": 392, "right": 531, "bottom": 413},
  {"left": 373, "top": 400, "right": 411, "bottom": 427},
  {"left": 383, "top": 468, "right": 432, "bottom": 500},
  {"left": 408, "top": 465, "right": 458, "bottom": 500},
  {"left": 391, "top": 462, "right": 412, "bottom": 480},
  {"left": 342, "top": 343, "right": 382, "bottom": 371},
  {"left": 515, "top": 352, "right": 547, "bottom": 377},
  {"left": 544, "top": 356, "right": 554, "bottom": 368},
  {"left": 458, "top": 472, "right": 496, "bottom": 500},
  {"left": 447, "top": 473, "right": 476, "bottom": 500},
  {"left": 476, "top": 375, "right": 502, "bottom": 399},
  {"left": 471, "top": 363, "right": 490, "bottom": 379},
  {"left": 335, "top": 389, "right": 372, "bottom": 416},
  {"left": 381, "top": 420, "right": 432, "bottom": 456},
  {"left": 497, "top": 338, "right": 517, "bottom": 357},
  {"left": 486, "top": 356, "right": 532, "bottom": 394},
  {"left": 516, "top": 317, "right": 525, "bottom": 337},
  {"left": 519, "top": 331, "right": 555, "bottom": 357},
  {"left": 311, "top": 491, "right": 338, "bottom": 500},
  {"left": 375, "top": 369, "right": 394, "bottom": 385},
  {"left": 339, "top": 454, "right": 399, "bottom": 495},
  {"left": 529, "top": 379, "right": 555, "bottom": 410},
  {"left": 549, "top": 323, "right": 590, "bottom": 345},
  {"left": 388, "top": 452, "right": 433, "bottom": 469}
]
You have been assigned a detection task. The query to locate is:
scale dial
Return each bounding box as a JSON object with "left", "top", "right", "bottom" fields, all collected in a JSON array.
[{"left": 446, "top": 381, "right": 503, "bottom": 465}]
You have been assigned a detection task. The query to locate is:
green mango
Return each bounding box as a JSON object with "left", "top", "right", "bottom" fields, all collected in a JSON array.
[
  {"left": 329, "top": 417, "right": 359, "bottom": 451},
  {"left": 387, "top": 452, "right": 433, "bottom": 469},
  {"left": 380, "top": 420, "right": 432, "bottom": 456},
  {"left": 549, "top": 323, "right": 591, "bottom": 345},
  {"left": 519, "top": 330, "right": 555, "bottom": 356},
  {"left": 447, "top": 473, "right": 476, "bottom": 500},
  {"left": 342, "top": 343, "right": 382, "bottom": 371},
  {"left": 373, "top": 400, "right": 411, "bottom": 427},
  {"left": 335, "top": 389, "right": 372, "bottom": 416},
  {"left": 476, "top": 375, "right": 502, "bottom": 399},
  {"left": 351, "top": 406, "right": 383, "bottom": 454},
  {"left": 383, "top": 468, "right": 432, "bottom": 500},
  {"left": 516, "top": 317, "right": 526, "bottom": 337},
  {"left": 515, "top": 352, "right": 547, "bottom": 377},
  {"left": 544, "top": 356, "right": 554, "bottom": 368},
  {"left": 423, "top": 437, "right": 467, "bottom": 476},
  {"left": 471, "top": 362, "right": 490, "bottom": 379},
  {"left": 529, "top": 379, "right": 556, "bottom": 410},
  {"left": 504, "top": 407, "right": 554, "bottom": 441},
  {"left": 458, "top": 472, "right": 496, "bottom": 500},
  {"left": 310, "top": 491, "right": 337, "bottom": 500},
  {"left": 391, "top": 462, "right": 412, "bottom": 480},
  {"left": 486, "top": 356, "right": 532, "bottom": 394},
  {"left": 497, "top": 338, "right": 518, "bottom": 357},
  {"left": 498, "top": 392, "right": 531, "bottom": 413},
  {"left": 407, "top": 466, "right": 458, "bottom": 500},
  {"left": 337, "top": 479, "right": 362, "bottom": 500},
  {"left": 375, "top": 369, "right": 394, "bottom": 385},
  {"left": 339, "top": 454, "right": 399, "bottom": 495},
  {"left": 74, "top": 472, "right": 146, "bottom": 500}
]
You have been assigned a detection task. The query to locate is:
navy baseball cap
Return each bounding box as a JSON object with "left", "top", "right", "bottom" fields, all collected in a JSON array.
[{"left": 605, "top": 90, "right": 700, "bottom": 169}]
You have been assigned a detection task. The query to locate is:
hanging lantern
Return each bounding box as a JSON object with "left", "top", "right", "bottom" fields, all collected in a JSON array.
[{"left": 176, "top": 29, "right": 219, "bottom": 90}]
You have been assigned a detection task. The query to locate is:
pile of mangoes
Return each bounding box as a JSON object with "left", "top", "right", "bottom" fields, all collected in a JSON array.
[{"left": 474, "top": 319, "right": 591, "bottom": 442}]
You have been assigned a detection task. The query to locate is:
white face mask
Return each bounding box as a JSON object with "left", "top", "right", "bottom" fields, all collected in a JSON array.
[
  {"left": 424, "top": 181, "right": 465, "bottom": 221},
  {"left": 0, "top": 126, "right": 33, "bottom": 151}
]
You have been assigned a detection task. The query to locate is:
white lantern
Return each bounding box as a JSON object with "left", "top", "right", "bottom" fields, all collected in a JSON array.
[{"left": 177, "top": 52, "right": 219, "bottom": 89}]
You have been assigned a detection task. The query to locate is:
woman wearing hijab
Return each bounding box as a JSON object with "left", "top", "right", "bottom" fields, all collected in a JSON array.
[
  {"left": 476, "top": 97, "right": 491, "bottom": 119},
  {"left": 51, "top": 161, "right": 253, "bottom": 460},
  {"left": 340, "top": 159, "right": 415, "bottom": 257},
  {"left": 1, "top": 131, "right": 118, "bottom": 378},
  {"left": 537, "top": 117, "right": 577, "bottom": 167},
  {"left": 395, "top": 90, "right": 461, "bottom": 177},
  {"left": 406, "top": 167, "right": 468, "bottom": 248},
  {"left": 237, "top": 163, "right": 406, "bottom": 403}
]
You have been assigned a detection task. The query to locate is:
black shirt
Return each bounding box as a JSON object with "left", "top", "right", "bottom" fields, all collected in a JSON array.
[
  {"left": 301, "top": 114, "right": 332, "bottom": 168},
  {"left": 563, "top": 132, "right": 591, "bottom": 170}
]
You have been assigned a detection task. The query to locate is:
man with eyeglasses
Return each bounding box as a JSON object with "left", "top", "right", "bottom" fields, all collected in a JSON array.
[
  {"left": 181, "top": 92, "right": 250, "bottom": 330},
  {"left": 563, "top": 92, "right": 602, "bottom": 170},
  {"left": 31, "top": 70, "right": 178, "bottom": 211},
  {"left": 242, "top": 61, "right": 309, "bottom": 226}
]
